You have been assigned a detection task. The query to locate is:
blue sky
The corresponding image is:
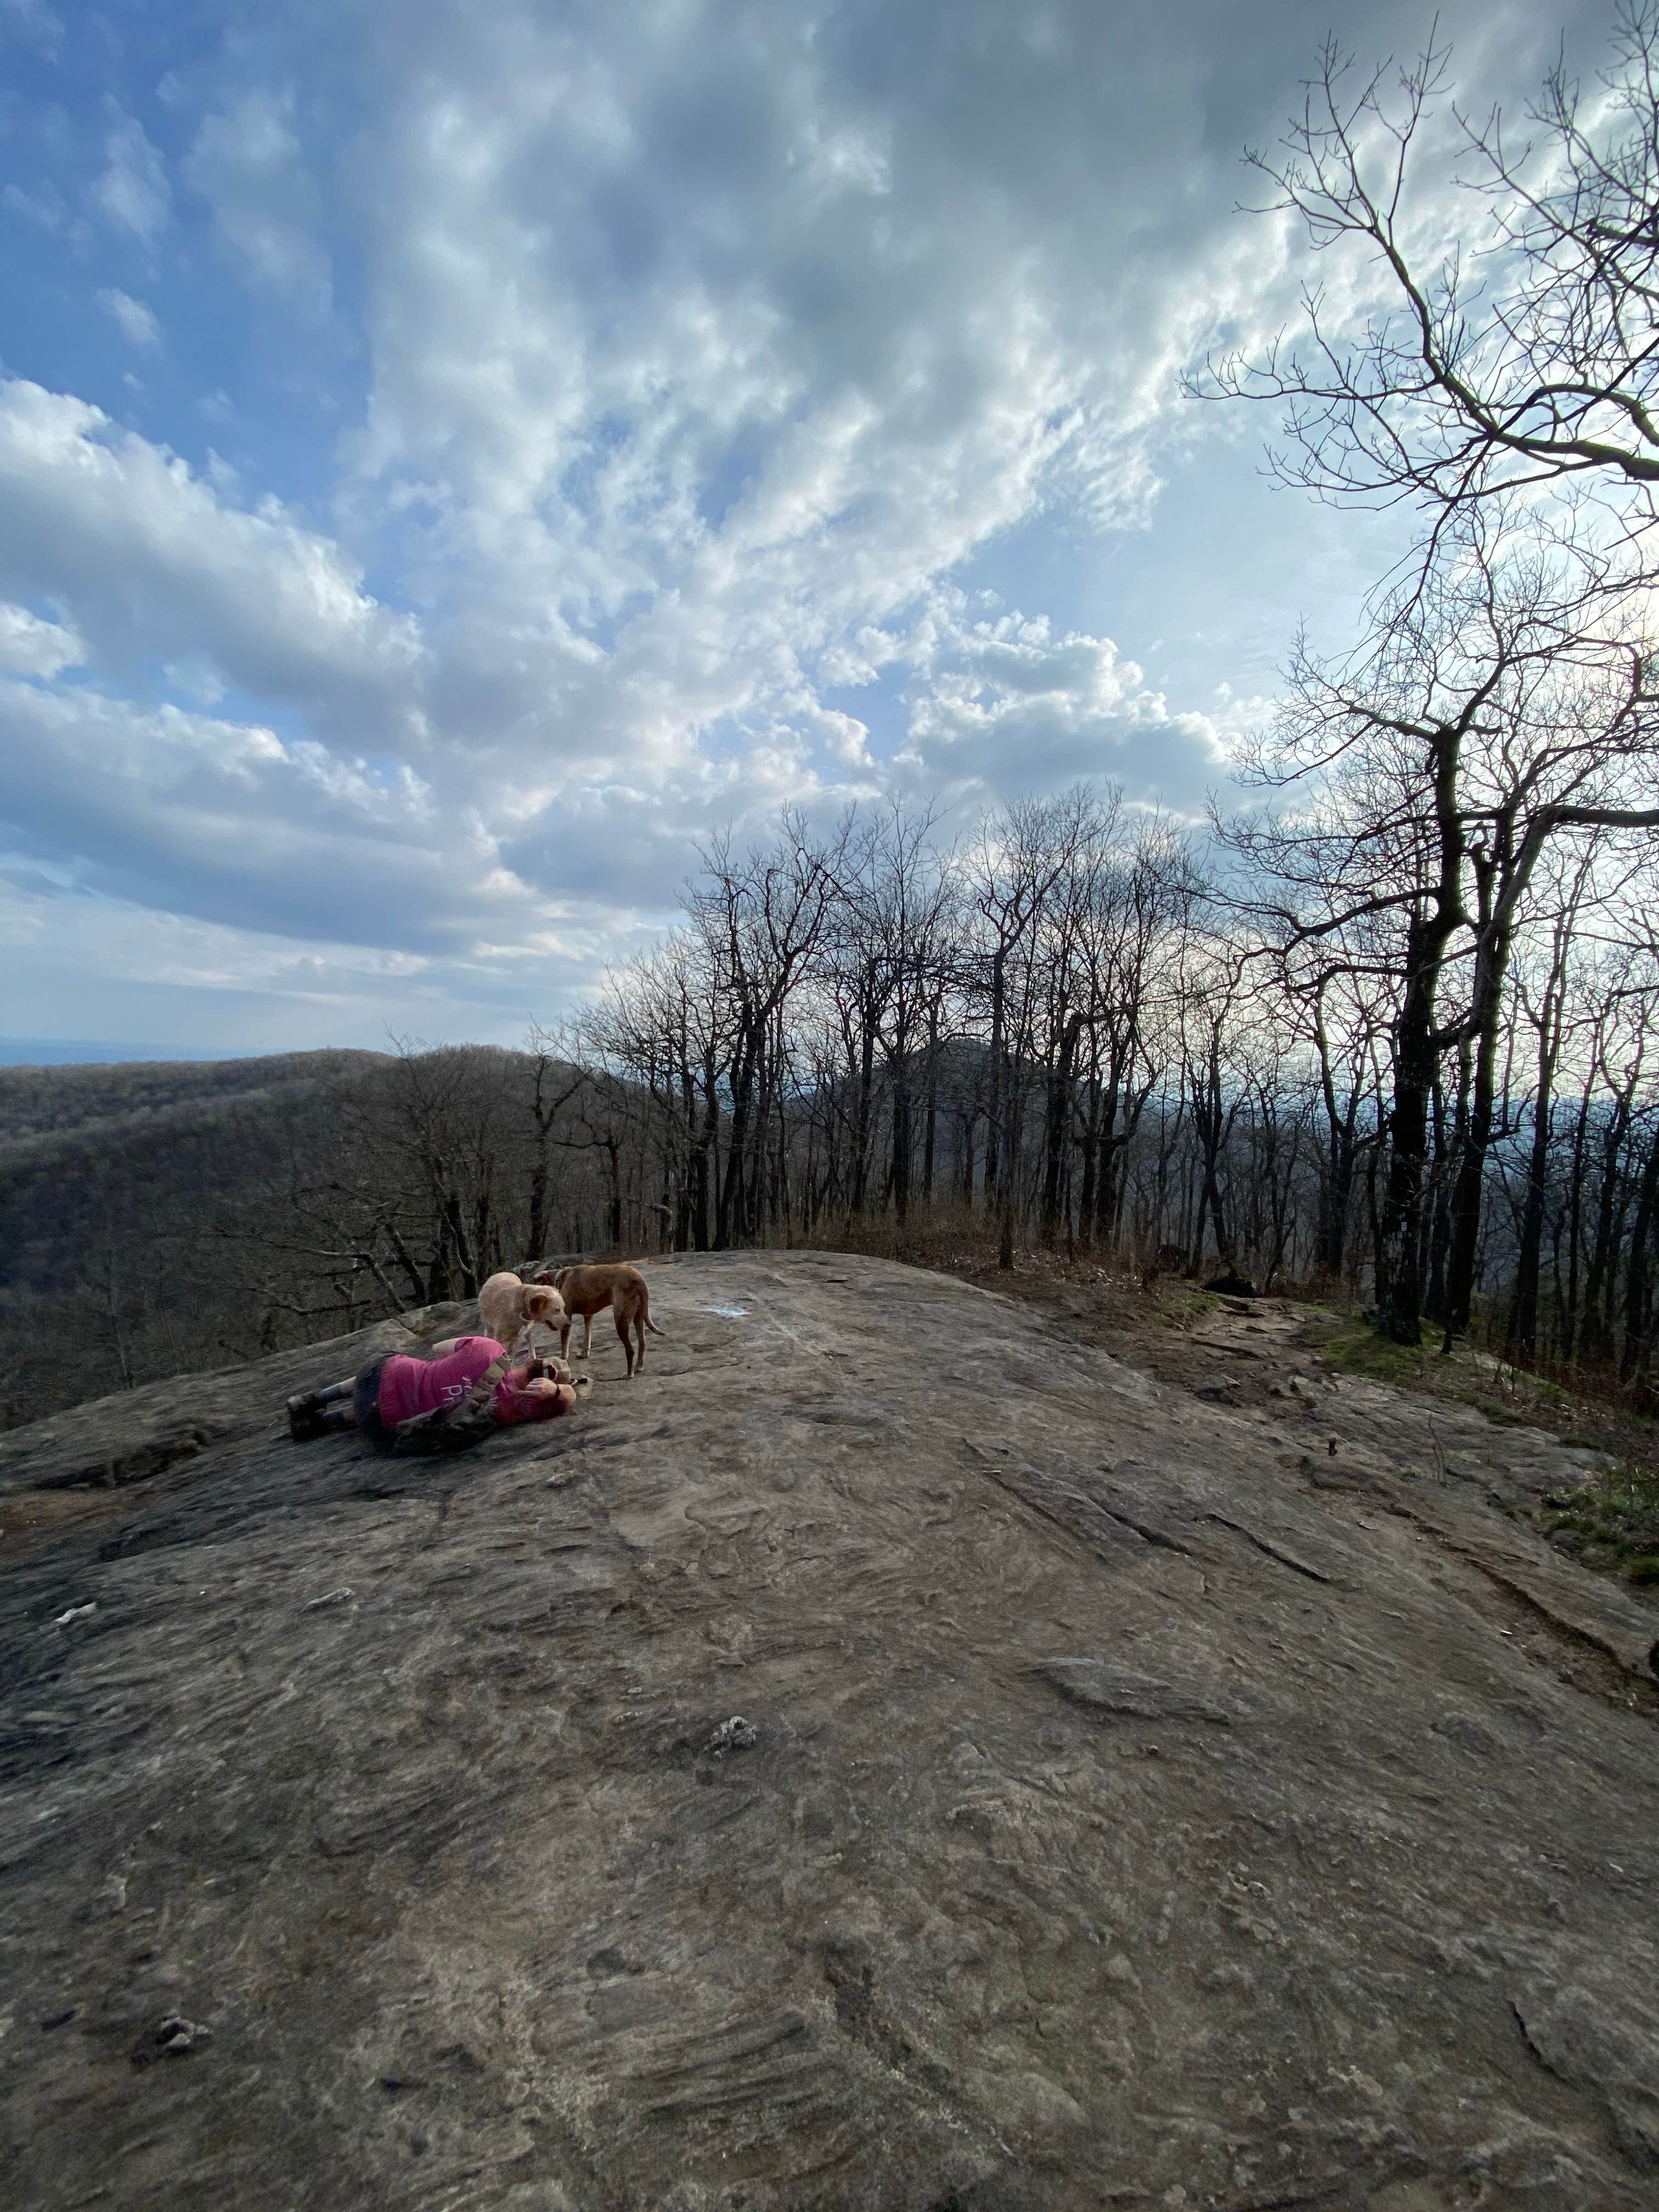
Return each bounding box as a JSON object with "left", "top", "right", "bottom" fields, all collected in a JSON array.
[{"left": 0, "top": 0, "right": 1613, "bottom": 1057}]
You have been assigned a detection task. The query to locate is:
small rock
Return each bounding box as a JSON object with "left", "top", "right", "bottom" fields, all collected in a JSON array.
[
  {"left": 1104, "top": 1953, "right": 1141, "bottom": 1991},
  {"left": 1202, "top": 1963, "right": 1256, "bottom": 1991},
  {"left": 49, "top": 1602, "right": 95, "bottom": 1627},
  {"left": 706, "top": 1716, "right": 758, "bottom": 1756},
  {"left": 302, "top": 1587, "right": 355, "bottom": 1611},
  {"left": 132, "top": 2015, "right": 212, "bottom": 2066}
]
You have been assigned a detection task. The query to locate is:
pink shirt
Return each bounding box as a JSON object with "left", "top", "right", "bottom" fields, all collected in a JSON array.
[{"left": 376, "top": 1337, "right": 567, "bottom": 1431}]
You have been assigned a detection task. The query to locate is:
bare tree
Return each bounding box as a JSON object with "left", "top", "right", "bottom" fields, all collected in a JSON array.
[
  {"left": 1199, "top": 8, "right": 1659, "bottom": 530},
  {"left": 1223, "top": 512, "right": 1659, "bottom": 1341}
]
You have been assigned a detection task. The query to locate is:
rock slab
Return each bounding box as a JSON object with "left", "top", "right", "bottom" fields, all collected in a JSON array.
[{"left": 2, "top": 1251, "right": 1658, "bottom": 2210}]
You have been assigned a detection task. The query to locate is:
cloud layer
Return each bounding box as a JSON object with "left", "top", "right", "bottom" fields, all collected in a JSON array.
[{"left": 0, "top": 0, "right": 1602, "bottom": 1047}]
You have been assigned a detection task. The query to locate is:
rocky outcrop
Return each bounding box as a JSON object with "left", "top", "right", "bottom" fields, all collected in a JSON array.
[{"left": 2, "top": 1251, "right": 1657, "bottom": 2210}]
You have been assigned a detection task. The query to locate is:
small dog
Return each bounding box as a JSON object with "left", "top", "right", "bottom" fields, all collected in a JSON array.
[
  {"left": 477, "top": 1270, "right": 567, "bottom": 1358},
  {"left": 544, "top": 1262, "right": 664, "bottom": 1376}
]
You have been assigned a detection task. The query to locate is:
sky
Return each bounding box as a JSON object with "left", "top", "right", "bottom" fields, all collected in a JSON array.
[{"left": 0, "top": 0, "right": 1618, "bottom": 1059}]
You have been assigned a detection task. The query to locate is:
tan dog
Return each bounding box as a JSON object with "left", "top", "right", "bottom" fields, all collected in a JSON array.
[
  {"left": 477, "top": 1270, "right": 566, "bottom": 1357},
  {"left": 546, "top": 1262, "right": 664, "bottom": 1376}
]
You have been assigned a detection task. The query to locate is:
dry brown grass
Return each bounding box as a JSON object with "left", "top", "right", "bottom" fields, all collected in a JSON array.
[{"left": 785, "top": 1205, "right": 1237, "bottom": 1340}]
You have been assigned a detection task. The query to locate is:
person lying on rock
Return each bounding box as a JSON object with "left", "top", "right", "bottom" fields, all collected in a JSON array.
[{"left": 287, "top": 1334, "right": 585, "bottom": 1449}]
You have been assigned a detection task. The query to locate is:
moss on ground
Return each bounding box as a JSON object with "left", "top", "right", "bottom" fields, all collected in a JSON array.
[
  {"left": 1315, "top": 1321, "right": 1439, "bottom": 1386},
  {"left": 1314, "top": 1317, "right": 1602, "bottom": 1425},
  {"left": 1543, "top": 1459, "right": 1659, "bottom": 1588}
]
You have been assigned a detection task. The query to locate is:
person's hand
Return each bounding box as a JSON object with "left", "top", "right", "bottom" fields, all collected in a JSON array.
[{"left": 517, "top": 1377, "right": 577, "bottom": 1413}]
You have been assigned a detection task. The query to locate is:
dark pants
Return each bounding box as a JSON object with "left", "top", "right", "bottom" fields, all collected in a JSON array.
[{"left": 352, "top": 1351, "right": 394, "bottom": 1446}]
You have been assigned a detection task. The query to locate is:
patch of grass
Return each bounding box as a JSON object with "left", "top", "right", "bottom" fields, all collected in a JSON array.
[
  {"left": 1606, "top": 1457, "right": 1659, "bottom": 1516},
  {"left": 1480, "top": 1361, "right": 1576, "bottom": 1412},
  {"left": 1543, "top": 1457, "right": 1659, "bottom": 1584},
  {"left": 1309, "top": 1317, "right": 1659, "bottom": 1498},
  {"left": 1158, "top": 1286, "right": 1220, "bottom": 1324},
  {"left": 1316, "top": 1322, "right": 1437, "bottom": 1386}
]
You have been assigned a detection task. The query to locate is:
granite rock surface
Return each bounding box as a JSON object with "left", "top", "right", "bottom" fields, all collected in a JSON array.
[{"left": 2, "top": 1251, "right": 1657, "bottom": 2211}]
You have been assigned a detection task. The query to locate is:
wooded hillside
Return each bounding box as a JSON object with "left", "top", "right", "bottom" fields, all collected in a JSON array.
[{"left": 0, "top": 1046, "right": 629, "bottom": 1430}]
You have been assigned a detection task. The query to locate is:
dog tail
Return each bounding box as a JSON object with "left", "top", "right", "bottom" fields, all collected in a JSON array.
[{"left": 642, "top": 1289, "right": 665, "bottom": 1336}]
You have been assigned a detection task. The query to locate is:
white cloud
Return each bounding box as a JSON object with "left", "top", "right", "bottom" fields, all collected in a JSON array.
[
  {"left": 0, "top": 601, "right": 83, "bottom": 678},
  {"left": 161, "top": 654, "right": 224, "bottom": 706},
  {"left": 895, "top": 595, "right": 1226, "bottom": 808},
  {"left": 326, "top": 0, "right": 1329, "bottom": 836},
  {"left": 1, "top": 0, "right": 63, "bottom": 60},
  {"left": 88, "top": 108, "right": 170, "bottom": 245},
  {"left": 0, "top": 377, "right": 424, "bottom": 734},
  {"left": 97, "top": 287, "right": 161, "bottom": 350},
  {"left": 0, "top": 678, "right": 473, "bottom": 947},
  {"left": 0, "top": 0, "right": 1591, "bottom": 1049},
  {"left": 0, "top": 853, "right": 623, "bottom": 1049},
  {"left": 183, "top": 89, "right": 333, "bottom": 317},
  {"left": 3, "top": 179, "right": 69, "bottom": 232}
]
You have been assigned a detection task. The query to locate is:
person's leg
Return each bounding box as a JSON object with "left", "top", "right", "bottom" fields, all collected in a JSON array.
[
  {"left": 287, "top": 1378, "right": 356, "bottom": 1442},
  {"left": 352, "top": 1352, "right": 393, "bottom": 1446}
]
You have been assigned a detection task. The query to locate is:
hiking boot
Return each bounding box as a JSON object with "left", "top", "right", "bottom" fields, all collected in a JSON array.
[
  {"left": 287, "top": 1392, "right": 327, "bottom": 1443},
  {"left": 289, "top": 1379, "right": 355, "bottom": 1443}
]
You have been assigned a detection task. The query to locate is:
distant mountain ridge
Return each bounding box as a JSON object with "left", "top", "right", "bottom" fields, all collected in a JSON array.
[
  {"left": 0, "top": 1040, "right": 286, "bottom": 1068},
  {"left": 0, "top": 1051, "right": 391, "bottom": 1431},
  {"left": 0, "top": 1049, "right": 385, "bottom": 1148}
]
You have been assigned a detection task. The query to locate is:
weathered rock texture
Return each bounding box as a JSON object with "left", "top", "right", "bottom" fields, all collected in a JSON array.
[{"left": 3, "top": 1252, "right": 1658, "bottom": 2211}]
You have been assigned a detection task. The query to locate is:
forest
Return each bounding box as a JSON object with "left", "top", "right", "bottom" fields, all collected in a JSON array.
[{"left": 5, "top": 11, "right": 1659, "bottom": 1429}]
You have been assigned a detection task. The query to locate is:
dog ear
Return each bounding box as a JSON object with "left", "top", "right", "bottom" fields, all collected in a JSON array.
[{"left": 531, "top": 1268, "right": 555, "bottom": 1285}]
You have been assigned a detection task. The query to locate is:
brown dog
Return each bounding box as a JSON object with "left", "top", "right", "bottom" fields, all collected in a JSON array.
[
  {"left": 477, "top": 1270, "right": 566, "bottom": 1356},
  {"left": 546, "top": 1263, "right": 664, "bottom": 1375}
]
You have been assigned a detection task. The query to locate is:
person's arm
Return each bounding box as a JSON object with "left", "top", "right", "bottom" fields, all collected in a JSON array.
[{"left": 492, "top": 1374, "right": 577, "bottom": 1423}]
